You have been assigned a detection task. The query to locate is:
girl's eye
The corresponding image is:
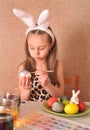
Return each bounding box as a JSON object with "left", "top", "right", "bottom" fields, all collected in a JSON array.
[
  {"left": 29, "top": 47, "right": 34, "bottom": 50},
  {"left": 39, "top": 47, "right": 45, "bottom": 50}
]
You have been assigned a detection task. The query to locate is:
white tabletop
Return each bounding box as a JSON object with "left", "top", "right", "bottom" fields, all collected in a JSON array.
[{"left": 16, "top": 101, "right": 90, "bottom": 130}]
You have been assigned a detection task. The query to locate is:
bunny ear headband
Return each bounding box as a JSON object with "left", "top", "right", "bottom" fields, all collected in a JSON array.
[{"left": 13, "top": 9, "right": 54, "bottom": 42}]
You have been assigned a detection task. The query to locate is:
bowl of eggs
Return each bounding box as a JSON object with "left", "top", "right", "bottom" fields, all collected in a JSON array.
[{"left": 42, "top": 95, "right": 90, "bottom": 117}]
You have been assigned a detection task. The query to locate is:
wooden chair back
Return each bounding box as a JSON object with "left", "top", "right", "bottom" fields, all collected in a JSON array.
[{"left": 64, "top": 75, "right": 80, "bottom": 98}]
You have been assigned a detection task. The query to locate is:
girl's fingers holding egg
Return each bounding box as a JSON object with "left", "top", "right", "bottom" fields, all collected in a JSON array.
[
  {"left": 26, "top": 76, "right": 30, "bottom": 86},
  {"left": 21, "top": 77, "right": 26, "bottom": 86}
]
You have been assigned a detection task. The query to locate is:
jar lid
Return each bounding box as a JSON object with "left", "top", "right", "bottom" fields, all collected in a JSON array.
[{"left": 0, "top": 113, "right": 13, "bottom": 123}]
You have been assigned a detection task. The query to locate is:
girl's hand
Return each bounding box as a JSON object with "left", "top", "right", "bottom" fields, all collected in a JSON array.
[
  {"left": 19, "top": 76, "right": 31, "bottom": 89},
  {"left": 19, "top": 70, "right": 32, "bottom": 90},
  {"left": 35, "top": 70, "right": 50, "bottom": 87},
  {"left": 18, "top": 75, "right": 32, "bottom": 101}
]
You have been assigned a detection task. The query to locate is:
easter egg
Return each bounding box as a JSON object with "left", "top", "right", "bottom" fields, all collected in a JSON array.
[
  {"left": 52, "top": 102, "right": 64, "bottom": 112},
  {"left": 60, "top": 95, "right": 69, "bottom": 102},
  {"left": 64, "top": 103, "right": 79, "bottom": 114},
  {"left": 62, "top": 100, "right": 70, "bottom": 106},
  {"left": 47, "top": 97, "right": 58, "bottom": 107},
  {"left": 78, "top": 101, "right": 86, "bottom": 112}
]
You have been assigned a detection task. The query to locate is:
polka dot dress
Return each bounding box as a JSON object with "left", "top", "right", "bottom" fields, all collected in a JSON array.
[{"left": 30, "top": 75, "right": 52, "bottom": 101}]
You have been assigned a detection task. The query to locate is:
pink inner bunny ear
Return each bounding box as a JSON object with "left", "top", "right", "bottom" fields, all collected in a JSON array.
[
  {"left": 37, "top": 9, "right": 50, "bottom": 28},
  {"left": 13, "top": 9, "right": 36, "bottom": 28}
]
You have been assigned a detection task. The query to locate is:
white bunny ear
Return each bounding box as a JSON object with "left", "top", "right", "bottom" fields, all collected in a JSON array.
[
  {"left": 13, "top": 9, "right": 36, "bottom": 28},
  {"left": 72, "top": 90, "right": 75, "bottom": 95},
  {"left": 37, "top": 9, "right": 49, "bottom": 29},
  {"left": 76, "top": 90, "right": 80, "bottom": 96},
  {"left": 13, "top": 8, "right": 55, "bottom": 42}
]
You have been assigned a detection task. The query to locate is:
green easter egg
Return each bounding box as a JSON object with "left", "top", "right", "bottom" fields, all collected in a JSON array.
[{"left": 62, "top": 100, "right": 70, "bottom": 105}]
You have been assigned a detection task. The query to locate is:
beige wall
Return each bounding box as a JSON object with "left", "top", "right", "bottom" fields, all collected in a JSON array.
[{"left": 0, "top": 0, "right": 90, "bottom": 101}]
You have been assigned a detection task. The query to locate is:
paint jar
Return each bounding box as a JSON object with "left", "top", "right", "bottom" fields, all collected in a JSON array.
[
  {"left": 0, "top": 100, "right": 18, "bottom": 124},
  {"left": 0, "top": 113, "right": 14, "bottom": 130}
]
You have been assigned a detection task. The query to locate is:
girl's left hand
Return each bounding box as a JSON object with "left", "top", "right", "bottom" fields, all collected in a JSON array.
[{"left": 35, "top": 70, "right": 50, "bottom": 87}]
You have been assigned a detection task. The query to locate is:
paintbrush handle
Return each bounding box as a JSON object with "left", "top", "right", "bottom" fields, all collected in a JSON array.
[{"left": 30, "top": 70, "right": 53, "bottom": 73}]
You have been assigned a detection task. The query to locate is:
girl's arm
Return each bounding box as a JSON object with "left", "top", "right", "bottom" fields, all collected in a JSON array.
[{"left": 47, "top": 61, "right": 64, "bottom": 97}]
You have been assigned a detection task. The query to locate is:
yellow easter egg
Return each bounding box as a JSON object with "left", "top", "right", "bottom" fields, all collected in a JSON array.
[{"left": 64, "top": 103, "right": 79, "bottom": 114}]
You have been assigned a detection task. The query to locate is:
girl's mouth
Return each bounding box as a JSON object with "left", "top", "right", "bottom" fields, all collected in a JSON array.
[{"left": 35, "top": 57, "right": 41, "bottom": 60}]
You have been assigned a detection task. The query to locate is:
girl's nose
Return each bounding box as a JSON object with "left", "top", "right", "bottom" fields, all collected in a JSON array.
[{"left": 35, "top": 49, "right": 39, "bottom": 55}]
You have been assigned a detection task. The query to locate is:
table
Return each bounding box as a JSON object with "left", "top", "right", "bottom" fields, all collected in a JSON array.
[{"left": 16, "top": 101, "right": 90, "bottom": 130}]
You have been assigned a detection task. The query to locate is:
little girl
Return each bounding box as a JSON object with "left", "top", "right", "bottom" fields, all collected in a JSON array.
[{"left": 13, "top": 9, "right": 64, "bottom": 101}]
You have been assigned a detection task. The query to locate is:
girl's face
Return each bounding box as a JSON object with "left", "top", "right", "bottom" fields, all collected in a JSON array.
[{"left": 28, "top": 33, "right": 52, "bottom": 62}]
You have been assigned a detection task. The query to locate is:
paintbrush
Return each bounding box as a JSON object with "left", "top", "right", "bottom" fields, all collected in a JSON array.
[{"left": 30, "top": 70, "right": 54, "bottom": 73}]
